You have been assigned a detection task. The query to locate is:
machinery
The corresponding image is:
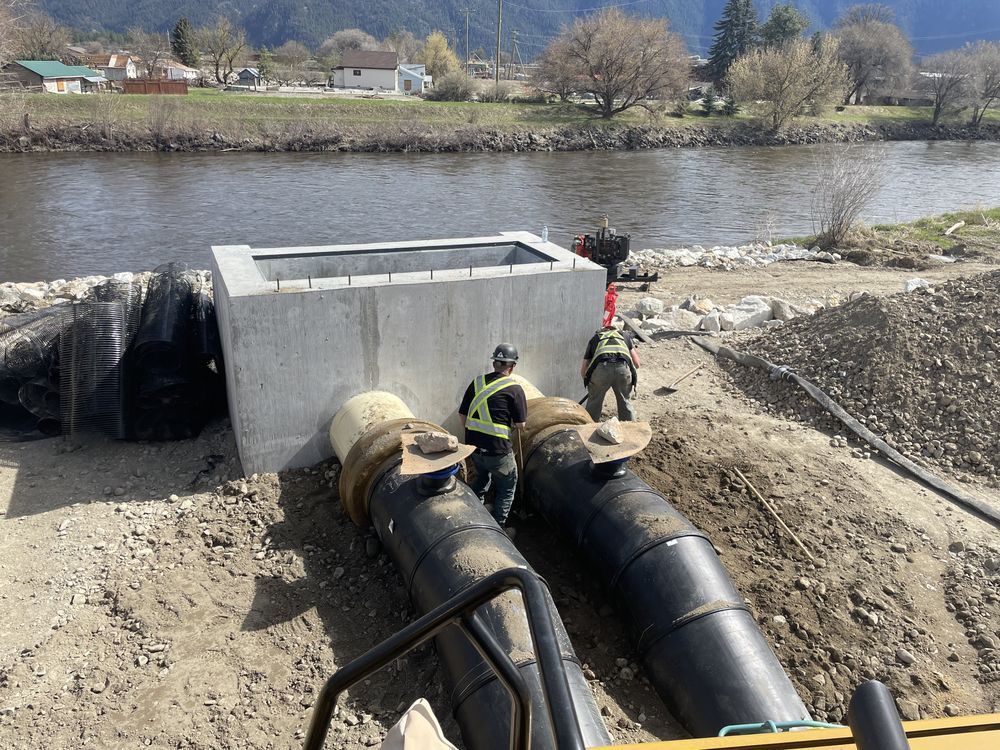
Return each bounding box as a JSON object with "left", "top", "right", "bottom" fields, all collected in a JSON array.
[{"left": 573, "top": 217, "right": 658, "bottom": 284}]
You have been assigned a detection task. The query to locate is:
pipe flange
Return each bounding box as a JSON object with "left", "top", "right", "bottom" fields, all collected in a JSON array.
[
  {"left": 339, "top": 417, "right": 443, "bottom": 526},
  {"left": 520, "top": 397, "right": 591, "bottom": 461}
]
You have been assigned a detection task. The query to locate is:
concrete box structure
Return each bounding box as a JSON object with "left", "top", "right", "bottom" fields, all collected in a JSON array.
[{"left": 212, "top": 232, "right": 606, "bottom": 475}]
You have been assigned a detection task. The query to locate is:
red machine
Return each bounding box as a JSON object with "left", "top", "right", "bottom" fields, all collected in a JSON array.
[{"left": 573, "top": 217, "right": 659, "bottom": 284}]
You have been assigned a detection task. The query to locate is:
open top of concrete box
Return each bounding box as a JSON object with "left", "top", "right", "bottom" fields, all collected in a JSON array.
[
  {"left": 210, "top": 232, "right": 607, "bottom": 473},
  {"left": 214, "top": 232, "right": 593, "bottom": 294}
]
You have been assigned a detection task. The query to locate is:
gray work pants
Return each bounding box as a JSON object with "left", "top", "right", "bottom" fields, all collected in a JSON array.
[{"left": 585, "top": 360, "right": 636, "bottom": 422}]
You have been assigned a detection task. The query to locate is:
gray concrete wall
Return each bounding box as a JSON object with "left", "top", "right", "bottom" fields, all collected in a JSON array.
[{"left": 212, "top": 233, "right": 606, "bottom": 475}]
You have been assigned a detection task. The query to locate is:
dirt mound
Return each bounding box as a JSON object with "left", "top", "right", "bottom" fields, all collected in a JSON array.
[{"left": 725, "top": 271, "right": 1000, "bottom": 488}]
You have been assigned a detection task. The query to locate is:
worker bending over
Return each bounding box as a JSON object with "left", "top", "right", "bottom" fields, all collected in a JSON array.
[
  {"left": 459, "top": 343, "right": 527, "bottom": 529},
  {"left": 581, "top": 325, "right": 640, "bottom": 421}
]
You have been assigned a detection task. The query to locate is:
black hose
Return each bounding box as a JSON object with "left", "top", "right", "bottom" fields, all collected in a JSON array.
[
  {"left": 847, "top": 681, "right": 911, "bottom": 750},
  {"left": 366, "top": 460, "right": 611, "bottom": 750},
  {"left": 522, "top": 429, "right": 810, "bottom": 737},
  {"left": 694, "top": 337, "right": 1000, "bottom": 528}
]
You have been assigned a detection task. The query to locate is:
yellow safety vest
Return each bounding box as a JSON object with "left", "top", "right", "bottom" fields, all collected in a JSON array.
[
  {"left": 465, "top": 375, "right": 517, "bottom": 439},
  {"left": 593, "top": 329, "right": 630, "bottom": 360}
]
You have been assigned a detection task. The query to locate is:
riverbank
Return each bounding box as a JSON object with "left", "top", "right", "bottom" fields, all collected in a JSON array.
[{"left": 2, "top": 92, "right": 999, "bottom": 153}]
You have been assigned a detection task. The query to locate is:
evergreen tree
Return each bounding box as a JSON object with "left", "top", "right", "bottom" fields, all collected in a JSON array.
[
  {"left": 707, "top": 0, "right": 759, "bottom": 83},
  {"left": 700, "top": 84, "right": 719, "bottom": 115},
  {"left": 170, "top": 16, "right": 199, "bottom": 67},
  {"left": 257, "top": 47, "right": 274, "bottom": 82},
  {"left": 760, "top": 3, "right": 809, "bottom": 48}
]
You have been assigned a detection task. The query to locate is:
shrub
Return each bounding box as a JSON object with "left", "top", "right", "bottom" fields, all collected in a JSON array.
[
  {"left": 478, "top": 81, "right": 514, "bottom": 103},
  {"left": 425, "top": 71, "right": 475, "bottom": 102}
]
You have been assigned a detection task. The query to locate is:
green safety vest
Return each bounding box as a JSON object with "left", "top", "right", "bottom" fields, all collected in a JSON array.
[
  {"left": 593, "top": 329, "right": 630, "bottom": 360},
  {"left": 465, "top": 375, "right": 517, "bottom": 439},
  {"left": 586, "top": 329, "right": 637, "bottom": 388}
]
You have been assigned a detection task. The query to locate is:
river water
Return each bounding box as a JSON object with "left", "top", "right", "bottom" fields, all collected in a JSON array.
[{"left": 2, "top": 141, "right": 999, "bottom": 282}]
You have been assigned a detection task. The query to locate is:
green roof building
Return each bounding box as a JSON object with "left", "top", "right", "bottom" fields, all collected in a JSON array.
[{"left": 4, "top": 60, "right": 106, "bottom": 93}]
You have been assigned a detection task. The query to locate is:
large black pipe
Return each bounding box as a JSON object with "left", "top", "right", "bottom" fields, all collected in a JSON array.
[
  {"left": 365, "top": 458, "right": 611, "bottom": 750},
  {"left": 522, "top": 426, "right": 810, "bottom": 737}
]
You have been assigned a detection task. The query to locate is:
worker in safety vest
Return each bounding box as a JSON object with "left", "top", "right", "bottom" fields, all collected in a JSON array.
[
  {"left": 581, "top": 326, "right": 640, "bottom": 422},
  {"left": 458, "top": 343, "right": 527, "bottom": 528}
]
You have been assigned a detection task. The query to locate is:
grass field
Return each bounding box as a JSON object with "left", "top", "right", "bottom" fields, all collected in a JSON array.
[{"left": 5, "top": 88, "right": 998, "bottom": 135}]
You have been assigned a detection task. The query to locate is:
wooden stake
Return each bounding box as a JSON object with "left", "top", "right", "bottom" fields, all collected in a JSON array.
[{"left": 733, "top": 466, "right": 814, "bottom": 562}]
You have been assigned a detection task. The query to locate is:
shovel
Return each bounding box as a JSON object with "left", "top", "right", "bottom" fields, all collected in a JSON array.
[{"left": 660, "top": 364, "right": 704, "bottom": 395}]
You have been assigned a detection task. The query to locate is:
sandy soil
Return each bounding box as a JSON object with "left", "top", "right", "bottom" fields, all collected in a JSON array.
[{"left": 2, "top": 256, "right": 999, "bottom": 749}]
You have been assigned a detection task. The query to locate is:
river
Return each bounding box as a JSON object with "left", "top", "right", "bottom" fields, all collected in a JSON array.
[{"left": 2, "top": 141, "right": 998, "bottom": 282}]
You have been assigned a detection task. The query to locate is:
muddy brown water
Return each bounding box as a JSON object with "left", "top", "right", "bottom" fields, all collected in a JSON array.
[{"left": 2, "top": 140, "right": 999, "bottom": 282}]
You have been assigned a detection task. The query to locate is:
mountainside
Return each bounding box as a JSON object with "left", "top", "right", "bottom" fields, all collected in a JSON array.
[{"left": 40, "top": 0, "right": 1000, "bottom": 56}]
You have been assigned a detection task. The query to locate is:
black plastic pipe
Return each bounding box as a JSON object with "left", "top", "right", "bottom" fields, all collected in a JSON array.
[
  {"left": 522, "top": 428, "right": 810, "bottom": 737},
  {"left": 366, "top": 459, "right": 611, "bottom": 750},
  {"left": 848, "top": 681, "right": 911, "bottom": 750}
]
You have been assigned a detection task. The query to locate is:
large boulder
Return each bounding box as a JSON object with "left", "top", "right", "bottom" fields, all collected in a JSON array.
[
  {"left": 769, "top": 297, "right": 811, "bottom": 322},
  {"left": 643, "top": 309, "right": 703, "bottom": 332},
  {"left": 635, "top": 297, "right": 665, "bottom": 318},
  {"left": 701, "top": 311, "right": 722, "bottom": 333},
  {"left": 720, "top": 296, "right": 773, "bottom": 331}
]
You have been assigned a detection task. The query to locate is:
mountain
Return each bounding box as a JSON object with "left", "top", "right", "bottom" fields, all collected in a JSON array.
[{"left": 40, "top": 0, "right": 1000, "bottom": 56}]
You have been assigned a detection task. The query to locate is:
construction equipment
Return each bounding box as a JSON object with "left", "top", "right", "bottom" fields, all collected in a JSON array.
[{"left": 573, "top": 216, "right": 658, "bottom": 284}]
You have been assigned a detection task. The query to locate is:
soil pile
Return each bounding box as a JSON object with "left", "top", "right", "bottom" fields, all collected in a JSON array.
[{"left": 725, "top": 271, "right": 1000, "bottom": 487}]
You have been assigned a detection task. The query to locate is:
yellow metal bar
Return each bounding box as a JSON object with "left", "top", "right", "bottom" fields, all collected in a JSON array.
[{"left": 591, "top": 714, "right": 1000, "bottom": 750}]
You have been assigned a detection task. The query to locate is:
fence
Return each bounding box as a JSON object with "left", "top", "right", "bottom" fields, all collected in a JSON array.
[{"left": 123, "top": 79, "right": 188, "bottom": 95}]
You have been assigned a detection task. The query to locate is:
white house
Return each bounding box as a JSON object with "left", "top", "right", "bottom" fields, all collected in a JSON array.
[
  {"left": 163, "top": 61, "right": 201, "bottom": 81},
  {"left": 83, "top": 54, "right": 138, "bottom": 81},
  {"left": 330, "top": 50, "right": 398, "bottom": 91},
  {"left": 398, "top": 63, "right": 432, "bottom": 94}
]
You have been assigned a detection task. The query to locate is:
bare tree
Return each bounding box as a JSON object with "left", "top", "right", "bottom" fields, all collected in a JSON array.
[
  {"left": 14, "top": 11, "right": 71, "bottom": 61},
  {"left": 197, "top": 17, "right": 247, "bottom": 85},
  {"left": 557, "top": 8, "right": 689, "bottom": 119},
  {"left": 383, "top": 30, "right": 421, "bottom": 64},
  {"left": 0, "top": 0, "right": 29, "bottom": 68},
  {"left": 128, "top": 28, "right": 170, "bottom": 78},
  {"left": 274, "top": 40, "right": 311, "bottom": 80},
  {"left": 812, "top": 145, "right": 885, "bottom": 247},
  {"left": 316, "top": 28, "right": 379, "bottom": 68},
  {"left": 533, "top": 38, "right": 578, "bottom": 102},
  {"left": 965, "top": 41, "right": 1000, "bottom": 127},
  {"left": 919, "top": 51, "right": 972, "bottom": 126},
  {"left": 833, "top": 4, "right": 913, "bottom": 104},
  {"left": 727, "top": 36, "right": 849, "bottom": 131}
]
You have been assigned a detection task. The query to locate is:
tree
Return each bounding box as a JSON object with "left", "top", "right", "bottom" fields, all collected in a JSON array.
[
  {"left": 965, "top": 41, "right": 1000, "bottom": 127},
  {"left": 727, "top": 36, "right": 849, "bottom": 131},
  {"left": 759, "top": 3, "right": 809, "bottom": 48},
  {"left": 14, "top": 11, "right": 71, "bottom": 61},
  {"left": 316, "top": 28, "right": 378, "bottom": 68},
  {"left": 417, "top": 30, "right": 459, "bottom": 78},
  {"left": 812, "top": 145, "right": 885, "bottom": 247},
  {"left": 700, "top": 84, "right": 719, "bottom": 115},
  {"left": 707, "top": 0, "right": 758, "bottom": 83},
  {"left": 833, "top": 4, "right": 913, "bottom": 104},
  {"left": 274, "top": 40, "right": 310, "bottom": 79},
  {"left": 257, "top": 47, "right": 274, "bottom": 83},
  {"left": 197, "top": 17, "right": 247, "bottom": 85},
  {"left": 533, "top": 38, "right": 577, "bottom": 102},
  {"left": 1, "top": 1, "right": 28, "bottom": 68},
  {"left": 170, "top": 17, "right": 199, "bottom": 67},
  {"left": 919, "top": 51, "right": 972, "bottom": 126},
  {"left": 128, "top": 28, "right": 169, "bottom": 78},
  {"left": 383, "top": 30, "right": 421, "bottom": 64},
  {"left": 556, "top": 8, "right": 689, "bottom": 119}
]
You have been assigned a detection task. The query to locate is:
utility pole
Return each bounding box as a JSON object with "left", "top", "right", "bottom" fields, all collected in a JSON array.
[
  {"left": 462, "top": 7, "right": 472, "bottom": 76},
  {"left": 507, "top": 30, "right": 519, "bottom": 80},
  {"left": 495, "top": 0, "right": 502, "bottom": 87}
]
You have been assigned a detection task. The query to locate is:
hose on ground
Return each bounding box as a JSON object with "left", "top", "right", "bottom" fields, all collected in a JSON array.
[{"left": 693, "top": 337, "right": 1000, "bottom": 528}]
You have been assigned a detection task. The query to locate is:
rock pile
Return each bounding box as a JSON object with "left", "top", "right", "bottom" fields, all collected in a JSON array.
[
  {"left": 726, "top": 272, "right": 1000, "bottom": 487},
  {"left": 630, "top": 244, "right": 839, "bottom": 271},
  {"left": 627, "top": 294, "right": 823, "bottom": 335},
  {"left": 0, "top": 272, "right": 179, "bottom": 315}
]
